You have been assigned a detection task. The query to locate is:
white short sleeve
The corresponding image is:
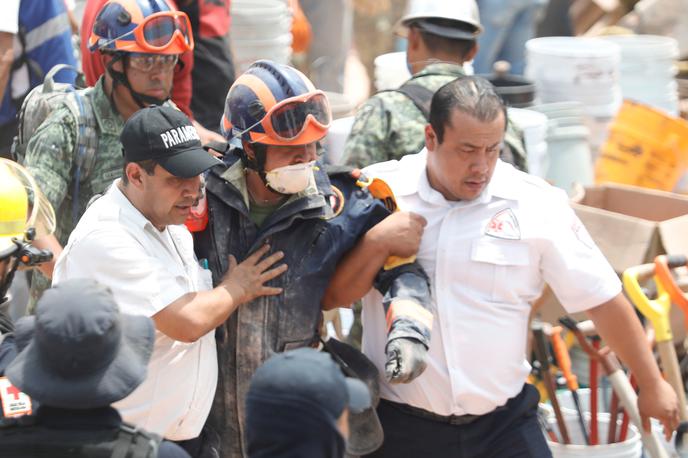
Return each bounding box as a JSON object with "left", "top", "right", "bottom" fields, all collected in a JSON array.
[
  {"left": 0, "top": 1, "right": 20, "bottom": 34},
  {"left": 53, "top": 228, "right": 189, "bottom": 317},
  {"left": 540, "top": 192, "right": 621, "bottom": 313}
]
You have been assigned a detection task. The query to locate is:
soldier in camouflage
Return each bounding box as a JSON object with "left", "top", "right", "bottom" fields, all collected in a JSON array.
[
  {"left": 342, "top": 0, "right": 528, "bottom": 172},
  {"left": 21, "top": 0, "right": 194, "bottom": 310}
]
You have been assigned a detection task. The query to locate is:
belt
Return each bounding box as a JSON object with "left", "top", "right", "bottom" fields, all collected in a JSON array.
[{"left": 384, "top": 399, "right": 507, "bottom": 426}]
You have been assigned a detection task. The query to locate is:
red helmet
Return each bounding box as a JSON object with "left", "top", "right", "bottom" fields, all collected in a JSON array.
[
  {"left": 221, "top": 60, "right": 331, "bottom": 147},
  {"left": 89, "top": 0, "right": 194, "bottom": 55}
]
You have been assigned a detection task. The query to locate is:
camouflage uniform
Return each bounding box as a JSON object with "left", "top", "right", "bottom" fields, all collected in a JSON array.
[
  {"left": 22, "top": 78, "right": 125, "bottom": 310},
  {"left": 341, "top": 62, "right": 528, "bottom": 170}
]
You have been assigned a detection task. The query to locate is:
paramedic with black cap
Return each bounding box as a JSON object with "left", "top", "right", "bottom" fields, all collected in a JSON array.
[{"left": 52, "top": 105, "right": 288, "bottom": 454}]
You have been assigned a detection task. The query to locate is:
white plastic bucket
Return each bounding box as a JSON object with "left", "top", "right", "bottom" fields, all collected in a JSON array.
[
  {"left": 545, "top": 124, "right": 593, "bottom": 195},
  {"left": 555, "top": 388, "right": 675, "bottom": 456},
  {"left": 525, "top": 37, "right": 620, "bottom": 86},
  {"left": 601, "top": 35, "right": 680, "bottom": 116},
  {"left": 374, "top": 52, "right": 411, "bottom": 91},
  {"left": 323, "top": 116, "right": 355, "bottom": 165},
  {"left": 525, "top": 37, "right": 622, "bottom": 120},
  {"left": 547, "top": 415, "right": 642, "bottom": 457},
  {"left": 508, "top": 108, "right": 549, "bottom": 178}
]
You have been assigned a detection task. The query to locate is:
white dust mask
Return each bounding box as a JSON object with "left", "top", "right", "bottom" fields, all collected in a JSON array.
[{"left": 264, "top": 161, "right": 315, "bottom": 194}]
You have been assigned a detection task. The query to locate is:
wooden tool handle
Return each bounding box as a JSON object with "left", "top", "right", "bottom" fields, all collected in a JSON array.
[{"left": 658, "top": 341, "right": 688, "bottom": 421}]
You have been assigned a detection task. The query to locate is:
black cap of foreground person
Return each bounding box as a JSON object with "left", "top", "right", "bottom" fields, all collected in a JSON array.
[
  {"left": 245, "top": 347, "right": 372, "bottom": 458},
  {"left": 121, "top": 105, "right": 222, "bottom": 179},
  {"left": 6, "top": 279, "right": 154, "bottom": 408}
]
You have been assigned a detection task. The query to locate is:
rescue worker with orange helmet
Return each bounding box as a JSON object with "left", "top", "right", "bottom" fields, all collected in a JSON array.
[
  {"left": 20, "top": 0, "right": 195, "bottom": 310},
  {"left": 192, "top": 60, "right": 434, "bottom": 457}
]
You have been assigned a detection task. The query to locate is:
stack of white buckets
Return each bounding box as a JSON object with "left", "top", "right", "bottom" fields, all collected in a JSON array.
[
  {"left": 229, "top": 0, "right": 292, "bottom": 73},
  {"left": 600, "top": 35, "right": 680, "bottom": 116},
  {"left": 524, "top": 37, "right": 622, "bottom": 194}
]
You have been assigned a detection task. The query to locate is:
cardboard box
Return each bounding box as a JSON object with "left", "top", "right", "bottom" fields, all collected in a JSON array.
[
  {"left": 536, "top": 182, "right": 688, "bottom": 325},
  {"left": 572, "top": 183, "right": 688, "bottom": 273}
]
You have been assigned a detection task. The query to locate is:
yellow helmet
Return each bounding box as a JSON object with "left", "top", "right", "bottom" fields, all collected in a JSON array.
[{"left": 0, "top": 159, "right": 56, "bottom": 259}]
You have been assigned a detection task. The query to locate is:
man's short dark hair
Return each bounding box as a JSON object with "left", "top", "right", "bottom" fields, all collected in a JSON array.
[
  {"left": 410, "top": 19, "right": 476, "bottom": 61},
  {"left": 121, "top": 158, "right": 158, "bottom": 185},
  {"left": 429, "top": 76, "right": 506, "bottom": 144}
]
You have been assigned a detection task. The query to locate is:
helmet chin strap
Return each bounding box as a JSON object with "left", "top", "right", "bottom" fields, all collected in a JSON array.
[
  {"left": 237, "top": 143, "right": 292, "bottom": 196},
  {"left": 106, "top": 53, "right": 170, "bottom": 109}
]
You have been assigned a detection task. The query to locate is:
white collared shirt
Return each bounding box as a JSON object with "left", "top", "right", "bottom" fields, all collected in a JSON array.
[
  {"left": 53, "top": 180, "right": 217, "bottom": 440},
  {"left": 361, "top": 150, "right": 621, "bottom": 416}
]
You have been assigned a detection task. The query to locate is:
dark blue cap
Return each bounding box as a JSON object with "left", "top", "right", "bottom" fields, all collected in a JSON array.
[{"left": 248, "top": 347, "right": 371, "bottom": 419}]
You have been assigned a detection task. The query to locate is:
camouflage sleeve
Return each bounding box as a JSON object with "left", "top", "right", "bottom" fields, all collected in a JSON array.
[
  {"left": 341, "top": 97, "right": 392, "bottom": 169},
  {"left": 374, "top": 264, "right": 433, "bottom": 349},
  {"left": 22, "top": 105, "right": 77, "bottom": 215},
  {"left": 503, "top": 117, "right": 529, "bottom": 173}
]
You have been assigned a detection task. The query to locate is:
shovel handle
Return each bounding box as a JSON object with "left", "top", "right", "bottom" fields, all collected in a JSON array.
[
  {"left": 655, "top": 255, "right": 688, "bottom": 326},
  {"left": 533, "top": 324, "right": 570, "bottom": 444},
  {"left": 623, "top": 263, "right": 673, "bottom": 343},
  {"left": 657, "top": 340, "right": 688, "bottom": 421},
  {"left": 607, "top": 370, "right": 670, "bottom": 458},
  {"left": 551, "top": 327, "right": 578, "bottom": 391}
]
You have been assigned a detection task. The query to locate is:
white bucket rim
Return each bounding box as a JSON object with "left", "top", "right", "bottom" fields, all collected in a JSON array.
[
  {"left": 526, "top": 37, "right": 621, "bottom": 59},
  {"left": 600, "top": 35, "right": 680, "bottom": 59}
]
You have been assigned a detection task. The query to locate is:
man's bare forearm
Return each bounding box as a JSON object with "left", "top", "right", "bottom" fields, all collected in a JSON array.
[
  {"left": 31, "top": 234, "right": 63, "bottom": 279},
  {"left": 586, "top": 293, "right": 663, "bottom": 388}
]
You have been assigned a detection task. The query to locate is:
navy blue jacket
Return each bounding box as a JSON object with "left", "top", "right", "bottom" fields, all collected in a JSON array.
[{"left": 193, "top": 154, "right": 432, "bottom": 457}]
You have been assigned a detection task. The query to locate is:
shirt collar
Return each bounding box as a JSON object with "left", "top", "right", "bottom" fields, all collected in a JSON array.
[
  {"left": 413, "top": 153, "right": 517, "bottom": 206},
  {"left": 482, "top": 160, "right": 519, "bottom": 202},
  {"left": 108, "top": 179, "right": 159, "bottom": 231},
  {"left": 92, "top": 77, "right": 124, "bottom": 136}
]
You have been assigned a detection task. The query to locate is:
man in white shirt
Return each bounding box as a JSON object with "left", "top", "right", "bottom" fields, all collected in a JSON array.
[
  {"left": 361, "top": 76, "right": 680, "bottom": 457},
  {"left": 53, "top": 106, "right": 287, "bottom": 455}
]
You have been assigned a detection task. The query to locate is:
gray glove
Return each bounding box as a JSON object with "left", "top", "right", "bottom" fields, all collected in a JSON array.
[{"left": 384, "top": 337, "right": 428, "bottom": 384}]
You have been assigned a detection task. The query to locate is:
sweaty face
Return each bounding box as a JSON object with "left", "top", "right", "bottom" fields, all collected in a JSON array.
[
  {"left": 425, "top": 109, "right": 505, "bottom": 201},
  {"left": 261, "top": 143, "right": 318, "bottom": 171},
  {"left": 124, "top": 54, "right": 175, "bottom": 101},
  {"left": 139, "top": 165, "right": 203, "bottom": 228}
]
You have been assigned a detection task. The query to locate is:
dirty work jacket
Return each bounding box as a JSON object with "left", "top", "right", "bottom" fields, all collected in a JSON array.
[{"left": 194, "top": 154, "right": 432, "bottom": 458}]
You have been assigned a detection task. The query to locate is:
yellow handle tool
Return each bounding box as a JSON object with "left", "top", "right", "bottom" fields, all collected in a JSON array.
[{"left": 623, "top": 263, "right": 688, "bottom": 421}]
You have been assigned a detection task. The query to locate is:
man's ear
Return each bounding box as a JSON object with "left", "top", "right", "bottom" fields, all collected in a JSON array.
[
  {"left": 125, "top": 162, "right": 145, "bottom": 188},
  {"left": 465, "top": 42, "right": 479, "bottom": 62},
  {"left": 407, "top": 26, "right": 423, "bottom": 53},
  {"left": 425, "top": 124, "right": 438, "bottom": 151},
  {"left": 100, "top": 52, "right": 122, "bottom": 72},
  {"left": 242, "top": 141, "right": 255, "bottom": 161}
]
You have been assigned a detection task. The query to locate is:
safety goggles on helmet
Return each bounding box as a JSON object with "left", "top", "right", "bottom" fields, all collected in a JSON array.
[
  {"left": 236, "top": 91, "right": 332, "bottom": 145},
  {"left": 92, "top": 9, "right": 193, "bottom": 55},
  {"left": 128, "top": 53, "right": 179, "bottom": 72}
]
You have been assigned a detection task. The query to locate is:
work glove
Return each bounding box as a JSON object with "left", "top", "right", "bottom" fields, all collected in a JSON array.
[{"left": 384, "top": 337, "right": 428, "bottom": 384}]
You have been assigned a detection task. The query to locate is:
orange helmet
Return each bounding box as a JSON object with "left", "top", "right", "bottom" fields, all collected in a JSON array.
[
  {"left": 221, "top": 60, "right": 331, "bottom": 147},
  {"left": 89, "top": 0, "right": 194, "bottom": 55}
]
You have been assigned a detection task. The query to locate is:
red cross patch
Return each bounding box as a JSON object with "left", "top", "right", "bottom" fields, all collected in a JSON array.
[
  {"left": 0, "top": 376, "right": 32, "bottom": 418},
  {"left": 485, "top": 208, "right": 521, "bottom": 240}
]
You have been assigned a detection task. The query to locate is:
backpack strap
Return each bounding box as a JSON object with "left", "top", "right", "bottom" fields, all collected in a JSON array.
[
  {"left": 382, "top": 72, "right": 466, "bottom": 121},
  {"left": 112, "top": 422, "right": 161, "bottom": 458},
  {"left": 393, "top": 83, "right": 435, "bottom": 121},
  {"left": 63, "top": 88, "right": 99, "bottom": 226}
]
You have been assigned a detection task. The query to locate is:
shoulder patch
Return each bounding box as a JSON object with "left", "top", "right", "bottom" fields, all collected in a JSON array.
[
  {"left": 0, "top": 377, "right": 32, "bottom": 418},
  {"left": 329, "top": 185, "right": 345, "bottom": 217}
]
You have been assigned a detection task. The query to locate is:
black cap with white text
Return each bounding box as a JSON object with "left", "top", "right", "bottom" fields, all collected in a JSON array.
[{"left": 121, "top": 105, "right": 222, "bottom": 178}]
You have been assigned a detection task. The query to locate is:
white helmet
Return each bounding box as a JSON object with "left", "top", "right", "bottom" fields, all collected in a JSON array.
[{"left": 396, "top": 0, "right": 482, "bottom": 40}]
